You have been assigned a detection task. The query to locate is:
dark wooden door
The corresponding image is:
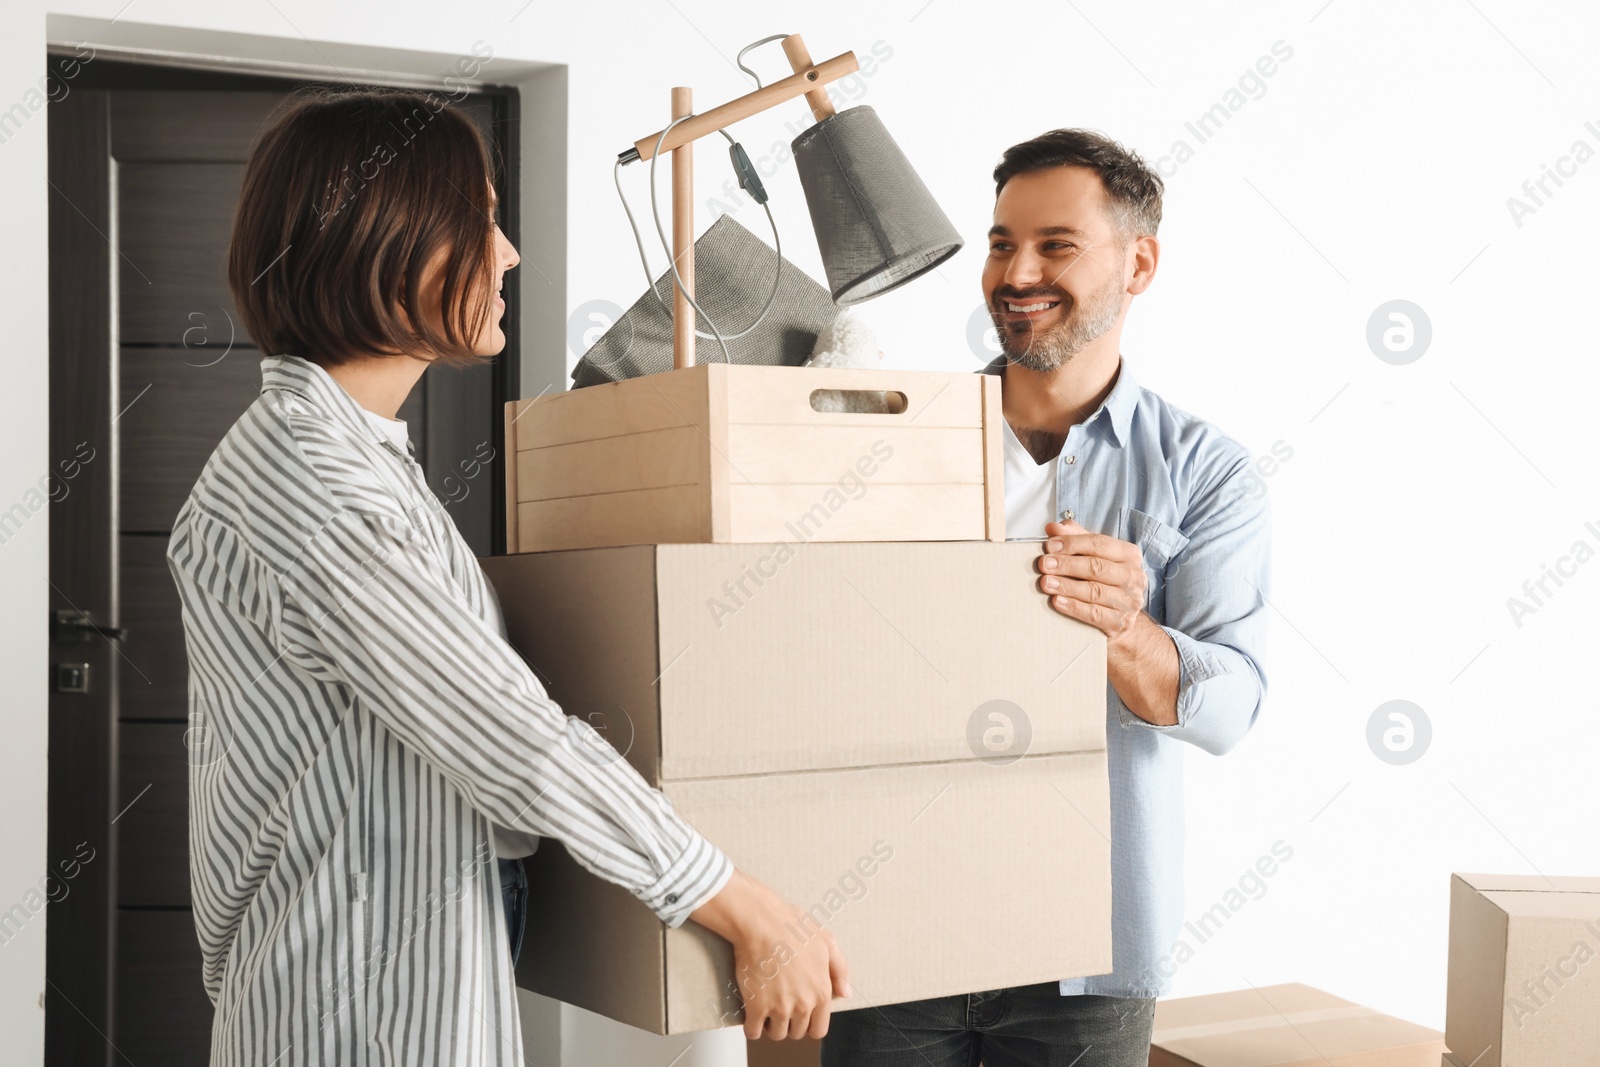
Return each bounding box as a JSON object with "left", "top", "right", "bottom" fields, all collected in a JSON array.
[{"left": 46, "top": 60, "right": 518, "bottom": 1067}]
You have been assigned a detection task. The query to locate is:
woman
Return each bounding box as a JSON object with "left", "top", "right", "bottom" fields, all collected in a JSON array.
[{"left": 167, "top": 89, "right": 845, "bottom": 1065}]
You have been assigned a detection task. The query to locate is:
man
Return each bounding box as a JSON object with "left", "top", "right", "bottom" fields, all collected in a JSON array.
[{"left": 822, "top": 130, "right": 1271, "bottom": 1065}]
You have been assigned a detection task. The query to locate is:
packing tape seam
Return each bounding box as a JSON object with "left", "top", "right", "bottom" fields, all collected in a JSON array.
[{"left": 659, "top": 747, "right": 1111, "bottom": 785}]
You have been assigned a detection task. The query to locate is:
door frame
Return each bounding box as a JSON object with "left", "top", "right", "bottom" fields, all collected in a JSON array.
[
  {"left": 45, "top": 9, "right": 572, "bottom": 512},
  {"left": 40, "top": 19, "right": 567, "bottom": 1065}
]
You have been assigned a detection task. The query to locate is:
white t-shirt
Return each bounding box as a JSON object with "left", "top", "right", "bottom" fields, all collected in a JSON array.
[
  {"left": 359, "top": 406, "right": 411, "bottom": 453},
  {"left": 1002, "top": 418, "right": 1062, "bottom": 539},
  {"left": 359, "top": 407, "right": 540, "bottom": 860}
]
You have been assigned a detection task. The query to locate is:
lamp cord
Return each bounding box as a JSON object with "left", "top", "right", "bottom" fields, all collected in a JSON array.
[
  {"left": 735, "top": 34, "right": 792, "bottom": 90},
  {"left": 609, "top": 31, "right": 799, "bottom": 365},
  {"left": 612, "top": 118, "right": 784, "bottom": 364}
]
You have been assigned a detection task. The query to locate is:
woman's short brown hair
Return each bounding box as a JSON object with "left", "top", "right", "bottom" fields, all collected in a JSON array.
[{"left": 228, "top": 88, "right": 498, "bottom": 366}]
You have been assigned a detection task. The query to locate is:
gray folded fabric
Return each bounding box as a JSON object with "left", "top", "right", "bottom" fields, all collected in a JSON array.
[{"left": 570, "top": 214, "right": 837, "bottom": 388}]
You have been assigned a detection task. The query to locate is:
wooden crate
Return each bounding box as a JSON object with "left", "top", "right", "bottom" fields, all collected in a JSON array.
[{"left": 503, "top": 364, "right": 1005, "bottom": 553}]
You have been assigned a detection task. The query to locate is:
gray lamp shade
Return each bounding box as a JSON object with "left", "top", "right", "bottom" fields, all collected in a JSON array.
[
  {"left": 791, "top": 105, "right": 963, "bottom": 305},
  {"left": 570, "top": 214, "right": 840, "bottom": 387}
]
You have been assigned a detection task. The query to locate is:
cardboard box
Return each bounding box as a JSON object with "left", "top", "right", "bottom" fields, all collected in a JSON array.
[
  {"left": 1445, "top": 872, "right": 1600, "bottom": 1067},
  {"left": 480, "top": 541, "right": 1111, "bottom": 1033},
  {"left": 502, "top": 364, "right": 1006, "bottom": 553},
  {"left": 1149, "top": 983, "right": 1446, "bottom": 1067}
]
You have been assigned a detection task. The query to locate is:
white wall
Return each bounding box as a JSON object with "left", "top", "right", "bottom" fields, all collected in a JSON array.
[
  {"left": 4, "top": 0, "right": 1598, "bottom": 1063},
  {"left": 0, "top": 4, "right": 53, "bottom": 1064}
]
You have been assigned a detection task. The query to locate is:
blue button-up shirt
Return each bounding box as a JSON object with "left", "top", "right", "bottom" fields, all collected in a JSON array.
[{"left": 984, "top": 357, "right": 1271, "bottom": 998}]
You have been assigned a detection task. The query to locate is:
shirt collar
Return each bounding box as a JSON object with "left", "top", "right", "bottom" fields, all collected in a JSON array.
[
  {"left": 260, "top": 355, "right": 398, "bottom": 451},
  {"left": 981, "top": 355, "right": 1139, "bottom": 448}
]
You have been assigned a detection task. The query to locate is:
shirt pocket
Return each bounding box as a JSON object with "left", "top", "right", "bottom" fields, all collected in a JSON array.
[{"left": 1118, "top": 506, "right": 1190, "bottom": 618}]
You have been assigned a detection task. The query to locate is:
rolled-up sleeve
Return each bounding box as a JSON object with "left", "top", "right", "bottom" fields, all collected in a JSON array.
[
  {"left": 276, "top": 509, "right": 732, "bottom": 927},
  {"left": 1127, "top": 450, "right": 1270, "bottom": 756}
]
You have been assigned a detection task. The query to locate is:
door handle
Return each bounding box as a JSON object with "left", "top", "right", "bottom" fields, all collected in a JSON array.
[{"left": 52, "top": 609, "right": 127, "bottom": 643}]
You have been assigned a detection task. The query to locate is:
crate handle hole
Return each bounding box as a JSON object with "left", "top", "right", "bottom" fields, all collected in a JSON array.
[{"left": 808, "top": 389, "right": 909, "bottom": 415}]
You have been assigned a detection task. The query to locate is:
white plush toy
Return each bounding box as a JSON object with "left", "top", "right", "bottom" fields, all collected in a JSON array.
[{"left": 803, "top": 310, "right": 902, "bottom": 414}]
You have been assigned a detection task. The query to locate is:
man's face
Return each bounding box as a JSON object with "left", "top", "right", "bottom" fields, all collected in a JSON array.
[{"left": 983, "top": 166, "right": 1130, "bottom": 372}]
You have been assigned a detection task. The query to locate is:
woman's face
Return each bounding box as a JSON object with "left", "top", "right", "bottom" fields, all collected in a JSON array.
[
  {"left": 415, "top": 182, "right": 520, "bottom": 359},
  {"left": 473, "top": 188, "right": 521, "bottom": 356}
]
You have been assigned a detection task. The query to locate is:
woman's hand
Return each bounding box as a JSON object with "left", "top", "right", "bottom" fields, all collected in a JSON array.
[{"left": 691, "top": 870, "right": 852, "bottom": 1040}]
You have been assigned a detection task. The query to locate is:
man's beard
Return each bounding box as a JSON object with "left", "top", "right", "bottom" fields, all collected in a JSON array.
[{"left": 991, "top": 271, "right": 1124, "bottom": 372}]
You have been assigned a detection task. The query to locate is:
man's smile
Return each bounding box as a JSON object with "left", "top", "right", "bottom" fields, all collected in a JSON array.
[{"left": 996, "top": 294, "right": 1063, "bottom": 325}]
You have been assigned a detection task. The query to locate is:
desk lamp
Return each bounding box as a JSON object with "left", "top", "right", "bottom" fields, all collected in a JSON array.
[{"left": 616, "top": 34, "right": 962, "bottom": 370}]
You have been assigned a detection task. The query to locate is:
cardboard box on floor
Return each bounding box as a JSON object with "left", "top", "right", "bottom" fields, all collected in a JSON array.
[
  {"left": 1445, "top": 872, "right": 1600, "bottom": 1067},
  {"left": 1148, "top": 983, "right": 1446, "bottom": 1067},
  {"left": 480, "top": 541, "right": 1111, "bottom": 1034}
]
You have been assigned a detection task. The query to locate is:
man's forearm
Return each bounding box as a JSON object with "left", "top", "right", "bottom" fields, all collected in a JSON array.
[{"left": 1106, "top": 611, "right": 1181, "bottom": 726}]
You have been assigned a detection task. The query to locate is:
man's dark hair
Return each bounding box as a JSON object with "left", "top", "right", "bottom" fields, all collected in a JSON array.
[
  {"left": 228, "top": 88, "right": 500, "bottom": 367},
  {"left": 993, "top": 129, "right": 1163, "bottom": 242}
]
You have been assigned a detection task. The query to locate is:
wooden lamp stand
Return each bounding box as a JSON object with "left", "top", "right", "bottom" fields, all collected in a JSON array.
[{"left": 627, "top": 34, "right": 860, "bottom": 370}]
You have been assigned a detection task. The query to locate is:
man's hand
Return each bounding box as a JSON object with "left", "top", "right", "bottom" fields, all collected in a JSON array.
[
  {"left": 691, "top": 870, "right": 851, "bottom": 1040},
  {"left": 1035, "top": 518, "right": 1148, "bottom": 647},
  {"left": 1036, "top": 518, "right": 1181, "bottom": 726}
]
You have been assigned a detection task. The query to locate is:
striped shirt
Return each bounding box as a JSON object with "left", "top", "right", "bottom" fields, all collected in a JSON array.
[{"left": 167, "top": 354, "right": 733, "bottom": 1066}]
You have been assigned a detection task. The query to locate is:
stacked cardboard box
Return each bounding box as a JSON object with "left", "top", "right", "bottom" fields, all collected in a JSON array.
[
  {"left": 1445, "top": 873, "right": 1600, "bottom": 1067},
  {"left": 481, "top": 540, "right": 1113, "bottom": 1033},
  {"left": 1148, "top": 983, "right": 1446, "bottom": 1067},
  {"left": 502, "top": 364, "right": 1007, "bottom": 552}
]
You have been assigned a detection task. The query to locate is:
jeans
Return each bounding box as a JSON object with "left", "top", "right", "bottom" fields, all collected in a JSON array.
[
  {"left": 498, "top": 857, "right": 528, "bottom": 965},
  {"left": 821, "top": 984, "right": 1155, "bottom": 1067}
]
